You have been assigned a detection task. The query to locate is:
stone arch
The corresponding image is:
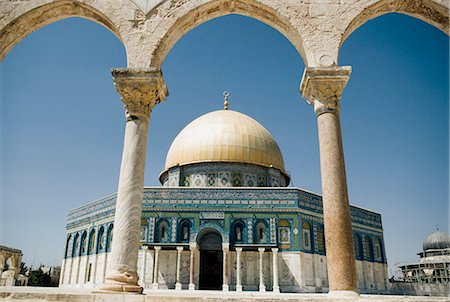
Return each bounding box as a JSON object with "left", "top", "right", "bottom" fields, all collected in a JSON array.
[
  {"left": 340, "top": 0, "right": 449, "bottom": 48},
  {"left": 194, "top": 223, "right": 228, "bottom": 244},
  {"left": 64, "top": 234, "right": 72, "bottom": 259},
  {"left": 148, "top": 0, "right": 309, "bottom": 68},
  {"left": 0, "top": 0, "right": 123, "bottom": 61}
]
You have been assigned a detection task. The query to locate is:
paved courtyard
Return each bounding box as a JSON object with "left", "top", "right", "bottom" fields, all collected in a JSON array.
[{"left": 0, "top": 287, "right": 448, "bottom": 302}]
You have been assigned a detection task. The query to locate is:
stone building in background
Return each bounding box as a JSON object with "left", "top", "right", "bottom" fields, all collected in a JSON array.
[
  {"left": 60, "top": 104, "right": 388, "bottom": 293},
  {"left": 0, "top": 246, "right": 23, "bottom": 286},
  {"left": 396, "top": 230, "right": 450, "bottom": 296}
]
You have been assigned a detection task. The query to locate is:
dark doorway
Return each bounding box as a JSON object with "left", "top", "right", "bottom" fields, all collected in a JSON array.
[
  {"left": 198, "top": 230, "right": 223, "bottom": 290},
  {"left": 199, "top": 250, "right": 223, "bottom": 290}
]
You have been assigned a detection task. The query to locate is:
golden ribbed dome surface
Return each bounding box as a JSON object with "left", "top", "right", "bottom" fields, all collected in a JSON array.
[{"left": 164, "top": 109, "right": 285, "bottom": 172}]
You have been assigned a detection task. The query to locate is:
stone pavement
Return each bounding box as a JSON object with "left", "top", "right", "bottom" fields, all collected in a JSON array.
[{"left": 0, "top": 287, "right": 449, "bottom": 302}]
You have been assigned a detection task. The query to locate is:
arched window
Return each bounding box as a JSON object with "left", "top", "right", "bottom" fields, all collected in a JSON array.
[
  {"left": 354, "top": 233, "right": 363, "bottom": 260},
  {"left": 156, "top": 219, "right": 170, "bottom": 243},
  {"left": 87, "top": 229, "right": 95, "bottom": 255},
  {"left": 140, "top": 218, "right": 148, "bottom": 242},
  {"left": 106, "top": 224, "right": 113, "bottom": 252},
  {"left": 278, "top": 219, "right": 291, "bottom": 245},
  {"left": 178, "top": 220, "right": 191, "bottom": 243},
  {"left": 255, "top": 220, "right": 268, "bottom": 244},
  {"left": 72, "top": 233, "right": 80, "bottom": 257},
  {"left": 97, "top": 226, "right": 105, "bottom": 253},
  {"left": 364, "top": 236, "right": 374, "bottom": 261},
  {"left": 80, "top": 231, "right": 87, "bottom": 255},
  {"left": 64, "top": 235, "right": 72, "bottom": 258},
  {"left": 302, "top": 221, "right": 312, "bottom": 251},
  {"left": 232, "top": 221, "right": 245, "bottom": 243},
  {"left": 316, "top": 225, "right": 325, "bottom": 253},
  {"left": 373, "top": 238, "right": 383, "bottom": 262}
]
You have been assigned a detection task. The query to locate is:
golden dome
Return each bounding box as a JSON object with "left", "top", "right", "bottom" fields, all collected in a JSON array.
[{"left": 164, "top": 109, "right": 286, "bottom": 172}]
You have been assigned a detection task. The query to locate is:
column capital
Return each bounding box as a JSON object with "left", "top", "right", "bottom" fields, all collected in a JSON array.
[
  {"left": 258, "top": 247, "right": 265, "bottom": 253},
  {"left": 222, "top": 243, "right": 230, "bottom": 252},
  {"left": 142, "top": 245, "right": 149, "bottom": 251},
  {"left": 154, "top": 246, "right": 162, "bottom": 251},
  {"left": 271, "top": 248, "right": 279, "bottom": 253},
  {"left": 189, "top": 243, "right": 198, "bottom": 251},
  {"left": 176, "top": 246, "right": 184, "bottom": 252},
  {"left": 235, "top": 247, "right": 243, "bottom": 252},
  {"left": 112, "top": 68, "right": 168, "bottom": 120},
  {"left": 300, "top": 66, "right": 351, "bottom": 116}
]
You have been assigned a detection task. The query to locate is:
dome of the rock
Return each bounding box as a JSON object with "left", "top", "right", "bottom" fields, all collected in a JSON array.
[
  {"left": 160, "top": 108, "right": 289, "bottom": 187},
  {"left": 164, "top": 109, "right": 286, "bottom": 172}
]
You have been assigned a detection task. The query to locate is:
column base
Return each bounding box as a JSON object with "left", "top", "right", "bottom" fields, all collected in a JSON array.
[
  {"left": 96, "top": 271, "right": 143, "bottom": 294},
  {"left": 236, "top": 284, "right": 242, "bottom": 292},
  {"left": 273, "top": 286, "right": 280, "bottom": 294},
  {"left": 175, "top": 282, "right": 182, "bottom": 290},
  {"left": 189, "top": 283, "right": 195, "bottom": 290},
  {"left": 222, "top": 284, "right": 229, "bottom": 291},
  {"left": 259, "top": 284, "right": 266, "bottom": 292},
  {"left": 328, "top": 290, "right": 360, "bottom": 298},
  {"left": 95, "top": 283, "right": 143, "bottom": 294},
  {"left": 151, "top": 283, "right": 159, "bottom": 290}
]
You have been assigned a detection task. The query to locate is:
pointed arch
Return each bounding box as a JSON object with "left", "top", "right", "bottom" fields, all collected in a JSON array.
[
  {"left": 148, "top": 0, "right": 308, "bottom": 68},
  {"left": 341, "top": 0, "right": 449, "bottom": 47},
  {"left": 0, "top": 0, "right": 123, "bottom": 60}
]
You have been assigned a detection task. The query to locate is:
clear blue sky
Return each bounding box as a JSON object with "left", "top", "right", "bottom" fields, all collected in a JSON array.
[{"left": 1, "top": 13, "right": 448, "bottom": 277}]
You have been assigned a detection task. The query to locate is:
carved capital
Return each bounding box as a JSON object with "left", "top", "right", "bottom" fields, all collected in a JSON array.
[
  {"left": 300, "top": 66, "right": 351, "bottom": 116},
  {"left": 222, "top": 243, "right": 230, "bottom": 252},
  {"left": 112, "top": 68, "right": 168, "bottom": 120}
]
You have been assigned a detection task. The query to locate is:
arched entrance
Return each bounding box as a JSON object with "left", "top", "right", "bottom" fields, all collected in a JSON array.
[{"left": 198, "top": 229, "right": 223, "bottom": 290}]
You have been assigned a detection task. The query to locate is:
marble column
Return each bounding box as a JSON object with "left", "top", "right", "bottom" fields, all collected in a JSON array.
[
  {"left": 258, "top": 248, "right": 266, "bottom": 292},
  {"left": 152, "top": 246, "right": 161, "bottom": 290},
  {"left": 60, "top": 259, "right": 66, "bottom": 285},
  {"left": 99, "top": 68, "right": 167, "bottom": 294},
  {"left": 189, "top": 243, "right": 197, "bottom": 290},
  {"left": 222, "top": 243, "right": 229, "bottom": 291},
  {"left": 300, "top": 66, "right": 358, "bottom": 297},
  {"left": 141, "top": 246, "right": 148, "bottom": 288},
  {"left": 175, "top": 246, "right": 184, "bottom": 290},
  {"left": 235, "top": 248, "right": 242, "bottom": 292},
  {"left": 271, "top": 248, "right": 279, "bottom": 293}
]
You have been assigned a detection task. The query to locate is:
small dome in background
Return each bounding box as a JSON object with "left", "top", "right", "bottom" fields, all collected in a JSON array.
[{"left": 423, "top": 231, "right": 450, "bottom": 251}]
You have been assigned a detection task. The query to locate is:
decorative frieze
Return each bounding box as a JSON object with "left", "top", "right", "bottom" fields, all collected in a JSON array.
[{"left": 269, "top": 218, "right": 276, "bottom": 244}]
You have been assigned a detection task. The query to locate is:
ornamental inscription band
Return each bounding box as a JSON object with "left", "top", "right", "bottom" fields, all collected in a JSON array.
[{"left": 199, "top": 212, "right": 225, "bottom": 219}]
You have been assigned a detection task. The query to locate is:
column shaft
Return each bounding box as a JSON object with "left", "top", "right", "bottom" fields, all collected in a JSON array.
[
  {"left": 317, "top": 110, "right": 357, "bottom": 292},
  {"left": 175, "top": 247, "right": 183, "bottom": 290},
  {"left": 142, "top": 246, "right": 148, "bottom": 287},
  {"left": 235, "top": 248, "right": 242, "bottom": 292},
  {"left": 222, "top": 246, "right": 229, "bottom": 291},
  {"left": 258, "top": 248, "right": 266, "bottom": 292},
  {"left": 189, "top": 245, "right": 196, "bottom": 290},
  {"left": 152, "top": 247, "right": 161, "bottom": 290},
  {"left": 272, "top": 248, "right": 279, "bottom": 293}
]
